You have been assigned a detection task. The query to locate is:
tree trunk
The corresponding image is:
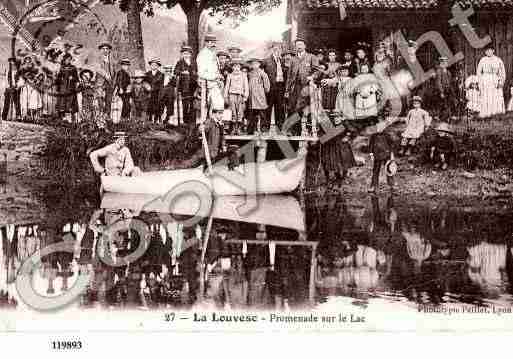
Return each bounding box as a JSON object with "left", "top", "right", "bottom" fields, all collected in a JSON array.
[
  {"left": 126, "top": 0, "right": 145, "bottom": 70},
  {"left": 184, "top": 4, "right": 204, "bottom": 59}
]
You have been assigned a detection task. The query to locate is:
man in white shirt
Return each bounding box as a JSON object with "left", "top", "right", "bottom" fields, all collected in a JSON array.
[
  {"left": 89, "top": 132, "right": 141, "bottom": 177},
  {"left": 196, "top": 33, "right": 224, "bottom": 116}
]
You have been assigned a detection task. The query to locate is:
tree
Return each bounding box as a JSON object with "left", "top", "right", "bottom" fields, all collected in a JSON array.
[{"left": 103, "top": 0, "right": 282, "bottom": 65}]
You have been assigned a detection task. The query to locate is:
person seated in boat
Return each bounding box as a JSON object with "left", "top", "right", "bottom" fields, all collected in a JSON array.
[{"left": 89, "top": 131, "right": 142, "bottom": 176}]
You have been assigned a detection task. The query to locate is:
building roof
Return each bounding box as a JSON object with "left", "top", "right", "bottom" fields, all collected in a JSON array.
[{"left": 297, "top": 0, "right": 513, "bottom": 10}]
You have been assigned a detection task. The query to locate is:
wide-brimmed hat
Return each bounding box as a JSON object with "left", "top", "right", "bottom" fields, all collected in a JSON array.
[
  {"left": 98, "top": 42, "right": 112, "bottom": 50},
  {"left": 180, "top": 45, "right": 192, "bottom": 53},
  {"left": 148, "top": 58, "right": 161, "bottom": 66},
  {"left": 385, "top": 159, "right": 398, "bottom": 177},
  {"left": 217, "top": 50, "right": 230, "bottom": 58},
  {"left": 248, "top": 58, "right": 263, "bottom": 64},
  {"left": 230, "top": 57, "right": 244, "bottom": 66},
  {"left": 228, "top": 46, "right": 242, "bottom": 54},
  {"left": 119, "top": 58, "right": 131, "bottom": 66},
  {"left": 412, "top": 95, "right": 422, "bottom": 103},
  {"left": 79, "top": 68, "right": 94, "bottom": 80},
  {"left": 133, "top": 69, "right": 146, "bottom": 78},
  {"left": 113, "top": 131, "right": 128, "bottom": 138},
  {"left": 435, "top": 122, "right": 454, "bottom": 133},
  {"left": 204, "top": 33, "right": 217, "bottom": 42}
]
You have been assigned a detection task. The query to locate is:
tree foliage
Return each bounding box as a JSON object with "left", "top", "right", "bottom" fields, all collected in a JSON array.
[{"left": 103, "top": 0, "right": 282, "bottom": 28}]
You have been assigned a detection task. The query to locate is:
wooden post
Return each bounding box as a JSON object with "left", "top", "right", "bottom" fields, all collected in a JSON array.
[
  {"left": 309, "top": 243, "right": 317, "bottom": 305},
  {"left": 200, "top": 79, "right": 212, "bottom": 172},
  {"left": 199, "top": 214, "right": 214, "bottom": 300}
]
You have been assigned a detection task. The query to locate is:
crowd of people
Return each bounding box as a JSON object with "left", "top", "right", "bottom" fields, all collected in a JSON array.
[{"left": 1, "top": 34, "right": 510, "bottom": 194}]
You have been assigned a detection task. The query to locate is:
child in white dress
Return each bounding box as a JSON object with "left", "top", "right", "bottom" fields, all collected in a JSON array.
[{"left": 400, "top": 95, "right": 431, "bottom": 156}]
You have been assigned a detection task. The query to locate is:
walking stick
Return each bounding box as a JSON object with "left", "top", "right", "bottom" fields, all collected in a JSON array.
[{"left": 200, "top": 79, "right": 212, "bottom": 172}]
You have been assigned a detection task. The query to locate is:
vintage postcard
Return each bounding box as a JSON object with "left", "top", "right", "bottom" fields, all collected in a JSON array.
[{"left": 1, "top": 0, "right": 513, "bottom": 349}]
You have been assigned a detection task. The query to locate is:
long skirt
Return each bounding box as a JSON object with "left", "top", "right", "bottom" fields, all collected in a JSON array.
[
  {"left": 478, "top": 74, "right": 505, "bottom": 118},
  {"left": 322, "top": 86, "right": 338, "bottom": 111},
  {"left": 321, "top": 139, "right": 356, "bottom": 173}
]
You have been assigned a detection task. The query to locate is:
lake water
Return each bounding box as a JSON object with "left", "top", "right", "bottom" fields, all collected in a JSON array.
[{"left": 1, "top": 178, "right": 513, "bottom": 312}]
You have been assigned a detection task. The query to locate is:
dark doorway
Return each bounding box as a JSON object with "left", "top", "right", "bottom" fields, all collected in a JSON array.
[{"left": 337, "top": 27, "right": 373, "bottom": 57}]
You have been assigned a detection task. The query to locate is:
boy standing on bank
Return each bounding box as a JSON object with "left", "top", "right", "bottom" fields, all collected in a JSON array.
[{"left": 368, "top": 119, "right": 396, "bottom": 193}]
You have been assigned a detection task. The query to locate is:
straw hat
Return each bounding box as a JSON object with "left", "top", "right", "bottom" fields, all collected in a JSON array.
[
  {"left": 113, "top": 131, "right": 128, "bottom": 138},
  {"left": 133, "top": 70, "right": 146, "bottom": 78},
  {"left": 98, "top": 42, "right": 112, "bottom": 50},
  {"left": 148, "top": 58, "right": 161, "bottom": 66},
  {"left": 385, "top": 159, "right": 398, "bottom": 177},
  {"left": 180, "top": 45, "right": 193, "bottom": 53},
  {"left": 79, "top": 68, "right": 94, "bottom": 80},
  {"left": 204, "top": 33, "right": 217, "bottom": 42},
  {"left": 217, "top": 50, "right": 230, "bottom": 58},
  {"left": 435, "top": 122, "right": 454, "bottom": 133}
]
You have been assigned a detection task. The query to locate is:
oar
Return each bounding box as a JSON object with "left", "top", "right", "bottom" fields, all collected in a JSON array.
[
  {"left": 199, "top": 213, "right": 214, "bottom": 300},
  {"left": 199, "top": 79, "right": 213, "bottom": 173}
]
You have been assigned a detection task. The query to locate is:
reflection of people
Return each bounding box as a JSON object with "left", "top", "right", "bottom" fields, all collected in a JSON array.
[
  {"left": 2, "top": 57, "right": 21, "bottom": 122},
  {"left": 477, "top": 45, "right": 505, "bottom": 118},
  {"left": 89, "top": 131, "right": 142, "bottom": 177},
  {"left": 467, "top": 242, "right": 507, "bottom": 293},
  {"left": 402, "top": 223, "right": 431, "bottom": 273}
]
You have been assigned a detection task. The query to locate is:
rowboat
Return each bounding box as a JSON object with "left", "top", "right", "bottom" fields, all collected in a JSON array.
[
  {"left": 101, "top": 155, "right": 306, "bottom": 196},
  {"left": 101, "top": 193, "right": 305, "bottom": 231}
]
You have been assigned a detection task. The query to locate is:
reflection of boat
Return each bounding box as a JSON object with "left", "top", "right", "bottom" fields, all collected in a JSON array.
[
  {"left": 100, "top": 193, "right": 305, "bottom": 231},
  {"left": 100, "top": 156, "right": 305, "bottom": 196}
]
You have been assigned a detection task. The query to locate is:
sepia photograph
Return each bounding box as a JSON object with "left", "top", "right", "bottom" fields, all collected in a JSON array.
[{"left": 1, "top": 0, "right": 513, "bottom": 349}]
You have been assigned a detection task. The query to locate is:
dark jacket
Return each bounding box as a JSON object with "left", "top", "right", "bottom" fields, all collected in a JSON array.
[
  {"left": 174, "top": 59, "right": 196, "bottom": 96},
  {"left": 159, "top": 75, "right": 177, "bottom": 100},
  {"left": 369, "top": 132, "right": 395, "bottom": 161},
  {"left": 114, "top": 69, "right": 131, "bottom": 94},
  {"left": 263, "top": 55, "right": 285, "bottom": 87},
  {"left": 145, "top": 70, "right": 164, "bottom": 94}
]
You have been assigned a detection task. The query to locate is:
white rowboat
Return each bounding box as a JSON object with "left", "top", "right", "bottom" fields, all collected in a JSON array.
[{"left": 101, "top": 156, "right": 306, "bottom": 196}]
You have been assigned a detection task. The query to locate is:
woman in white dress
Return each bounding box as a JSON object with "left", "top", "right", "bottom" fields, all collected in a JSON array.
[{"left": 476, "top": 46, "right": 505, "bottom": 118}]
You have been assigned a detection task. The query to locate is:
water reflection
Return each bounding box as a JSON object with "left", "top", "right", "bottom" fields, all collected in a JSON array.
[{"left": 2, "top": 192, "right": 513, "bottom": 311}]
